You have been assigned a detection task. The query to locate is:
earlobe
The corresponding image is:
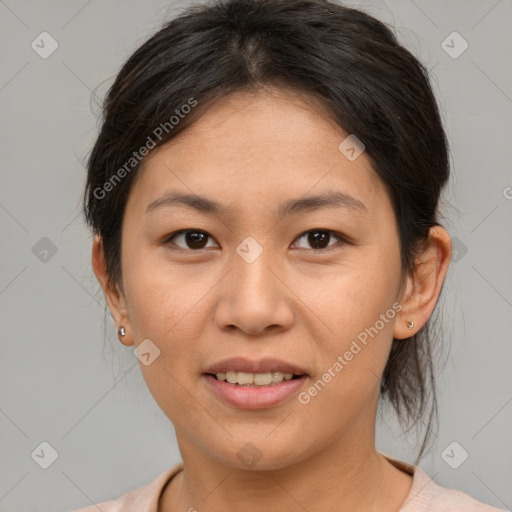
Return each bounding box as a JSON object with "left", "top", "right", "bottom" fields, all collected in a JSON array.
[
  {"left": 91, "top": 235, "right": 134, "bottom": 346},
  {"left": 393, "top": 226, "right": 452, "bottom": 340}
]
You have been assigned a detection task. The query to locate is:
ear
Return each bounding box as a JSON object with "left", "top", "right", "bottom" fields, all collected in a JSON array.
[
  {"left": 91, "top": 235, "right": 133, "bottom": 346},
  {"left": 393, "top": 226, "right": 452, "bottom": 340}
]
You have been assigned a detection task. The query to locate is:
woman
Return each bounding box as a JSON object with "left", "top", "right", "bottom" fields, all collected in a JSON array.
[{"left": 75, "top": 0, "right": 505, "bottom": 510}]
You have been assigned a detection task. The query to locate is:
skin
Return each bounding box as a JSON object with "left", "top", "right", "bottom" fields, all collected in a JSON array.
[{"left": 92, "top": 87, "right": 452, "bottom": 512}]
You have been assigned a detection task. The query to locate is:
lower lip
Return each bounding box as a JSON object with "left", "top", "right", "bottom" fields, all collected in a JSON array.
[{"left": 203, "top": 374, "right": 308, "bottom": 409}]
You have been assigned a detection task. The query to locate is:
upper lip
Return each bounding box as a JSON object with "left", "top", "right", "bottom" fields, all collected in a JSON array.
[{"left": 204, "top": 357, "right": 309, "bottom": 376}]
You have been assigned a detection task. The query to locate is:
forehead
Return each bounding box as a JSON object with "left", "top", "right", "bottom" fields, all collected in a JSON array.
[{"left": 127, "top": 88, "right": 389, "bottom": 219}]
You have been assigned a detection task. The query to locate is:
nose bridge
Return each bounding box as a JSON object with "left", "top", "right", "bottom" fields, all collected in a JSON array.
[
  {"left": 233, "top": 234, "right": 279, "bottom": 302},
  {"left": 215, "top": 234, "right": 293, "bottom": 334}
]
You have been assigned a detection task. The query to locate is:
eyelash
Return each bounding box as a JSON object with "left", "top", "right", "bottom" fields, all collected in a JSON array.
[{"left": 163, "top": 228, "right": 349, "bottom": 252}]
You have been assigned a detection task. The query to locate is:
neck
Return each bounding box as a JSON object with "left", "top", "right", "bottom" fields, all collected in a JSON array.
[{"left": 160, "top": 423, "right": 413, "bottom": 512}]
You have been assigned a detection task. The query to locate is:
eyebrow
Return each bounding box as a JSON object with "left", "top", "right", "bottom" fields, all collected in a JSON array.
[{"left": 145, "top": 190, "right": 368, "bottom": 217}]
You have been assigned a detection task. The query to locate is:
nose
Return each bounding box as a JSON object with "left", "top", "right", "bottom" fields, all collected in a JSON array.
[{"left": 214, "top": 243, "right": 295, "bottom": 336}]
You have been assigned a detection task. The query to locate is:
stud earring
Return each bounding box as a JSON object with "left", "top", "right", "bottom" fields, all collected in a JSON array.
[
  {"left": 405, "top": 320, "right": 414, "bottom": 330},
  {"left": 118, "top": 326, "right": 126, "bottom": 337}
]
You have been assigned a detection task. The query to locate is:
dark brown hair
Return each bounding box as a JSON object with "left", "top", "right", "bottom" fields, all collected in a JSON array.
[{"left": 83, "top": 0, "right": 450, "bottom": 463}]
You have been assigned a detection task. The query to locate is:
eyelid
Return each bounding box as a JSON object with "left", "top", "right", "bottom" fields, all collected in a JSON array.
[
  {"left": 164, "top": 228, "right": 349, "bottom": 251},
  {"left": 164, "top": 229, "right": 218, "bottom": 250},
  {"left": 291, "top": 229, "right": 348, "bottom": 251}
]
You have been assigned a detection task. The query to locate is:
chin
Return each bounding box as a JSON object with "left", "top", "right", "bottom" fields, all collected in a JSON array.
[{"left": 209, "top": 437, "right": 311, "bottom": 471}]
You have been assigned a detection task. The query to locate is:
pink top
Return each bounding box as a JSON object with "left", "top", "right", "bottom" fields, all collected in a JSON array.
[{"left": 72, "top": 455, "right": 506, "bottom": 512}]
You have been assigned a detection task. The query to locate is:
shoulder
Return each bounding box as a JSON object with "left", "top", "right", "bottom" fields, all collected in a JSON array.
[
  {"left": 428, "top": 481, "right": 507, "bottom": 512},
  {"left": 381, "top": 454, "right": 506, "bottom": 512},
  {"left": 409, "top": 466, "right": 506, "bottom": 512},
  {"left": 71, "top": 463, "right": 183, "bottom": 512}
]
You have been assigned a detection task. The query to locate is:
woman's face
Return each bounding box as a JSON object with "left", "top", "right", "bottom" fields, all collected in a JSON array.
[{"left": 106, "top": 89, "right": 411, "bottom": 469}]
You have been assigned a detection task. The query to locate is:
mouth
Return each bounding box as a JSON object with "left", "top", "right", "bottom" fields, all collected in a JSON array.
[
  {"left": 202, "top": 357, "right": 310, "bottom": 408},
  {"left": 205, "top": 371, "right": 306, "bottom": 387},
  {"left": 202, "top": 371, "right": 309, "bottom": 409}
]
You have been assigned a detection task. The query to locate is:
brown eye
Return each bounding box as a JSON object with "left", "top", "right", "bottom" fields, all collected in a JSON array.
[
  {"left": 165, "top": 230, "right": 217, "bottom": 250},
  {"left": 293, "top": 229, "right": 344, "bottom": 250}
]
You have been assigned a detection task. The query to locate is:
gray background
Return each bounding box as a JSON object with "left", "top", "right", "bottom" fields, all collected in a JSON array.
[{"left": 1, "top": 0, "right": 511, "bottom": 510}]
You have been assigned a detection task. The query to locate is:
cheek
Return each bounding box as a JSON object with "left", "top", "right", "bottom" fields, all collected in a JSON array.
[
  {"left": 295, "top": 244, "right": 401, "bottom": 386},
  {"left": 301, "top": 248, "right": 400, "bottom": 338},
  {"left": 295, "top": 276, "right": 398, "bottom": 433},
  {"left": 118, "top": 250, "right": 196, "bottom": 408},
  {"left": 122, "top": 242, "right": 212, "bottom": 337},
  {"left": 121, "top": 255, "right": 207, "bottom": 422}
]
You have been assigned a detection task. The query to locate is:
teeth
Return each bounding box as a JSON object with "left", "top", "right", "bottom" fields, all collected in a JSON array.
[
  {"left": 237, "top": 371, "right": 254, "bottom": 385},
  {"left": 215, "top": 371, "right": 295, "bottom": 386},
  {"left": 226, "top": 371, "right": 238, "bottom": 384},
  {"left": 254, "top": 373, "right": 273, "bottom": 385}
]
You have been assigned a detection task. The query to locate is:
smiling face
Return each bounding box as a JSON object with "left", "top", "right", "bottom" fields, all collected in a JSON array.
[{"left": 96, "top": 87, "right": 414, "bottom": 469}]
